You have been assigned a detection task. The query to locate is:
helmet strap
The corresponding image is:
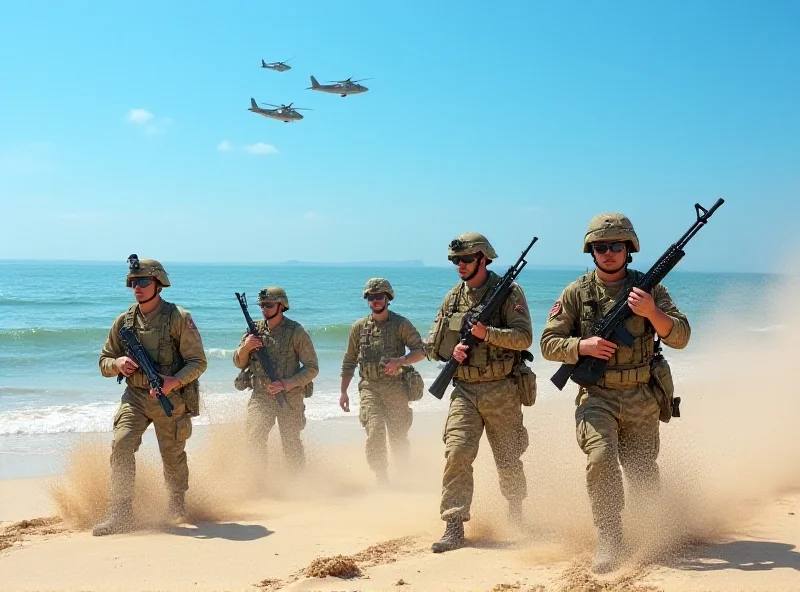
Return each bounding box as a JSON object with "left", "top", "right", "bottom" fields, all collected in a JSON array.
[
  {"left": 591, "top": 254, "right": 628, "bottom": 275},
  {"left": 464, "top": 253, "right": 484, "bottom": 282},
  {"left": 265, "top": 305, "right": 282, "bottom": 321},
  {"left": 139, "top": 283, "right": 161, "bottom": 304}
]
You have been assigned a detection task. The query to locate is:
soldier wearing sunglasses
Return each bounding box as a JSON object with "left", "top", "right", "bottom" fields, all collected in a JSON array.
[
  {"left": 425, "top": 232, "right": 533, "bottom": 553},
  {"left": 540, "top": 214, "right": 690, "bottom": 574},
  {"left": 233, "top": 286, "right": 319, "bottom": 473},
  {"left": 339, "top": 278, "right": 426, "bottom": 486},
  {"left": 94, "top": 255, "right": 208, "bottom": 536}
]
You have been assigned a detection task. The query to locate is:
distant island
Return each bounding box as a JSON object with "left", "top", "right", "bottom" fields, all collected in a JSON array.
[{"left": 278, "top": 259, "right": 426, "bottom": 268}]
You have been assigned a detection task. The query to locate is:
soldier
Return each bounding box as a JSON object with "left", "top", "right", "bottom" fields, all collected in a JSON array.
[
  {"left": 94, "top": 255, "right": 207, "bottom": 536},
  {"left": 233, "top": 287, "right": 319, "bottom": 472},
  {"left": 339, "top": 278, "right": 427, "bottom": 486},
  {"left": 425, "top": 233, "right": 533, "bottom": 553},
  {"left": 539, "top": 214, "right": 691, "bottom": 573}
]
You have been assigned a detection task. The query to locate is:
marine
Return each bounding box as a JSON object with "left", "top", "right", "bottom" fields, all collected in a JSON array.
[
  {"left": 93, "top": 255, "right": 208, "bottom": 536},
  {"left": 339, "top": 278, "right": 427, "bottom": 485},
  {"left": 540, "top": 213, "right": 691, "bottom": 573},
  {"left": 425, "top": 233, "right": 534, "bottom": 553},
  {"left": 233, "top": 286, "right": 319, "bottom": 472}
]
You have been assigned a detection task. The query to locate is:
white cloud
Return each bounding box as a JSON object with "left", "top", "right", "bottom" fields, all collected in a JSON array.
[
  {"left": 126, "top": 109, "right": 154, "bottom": 124},
  {"left": 242, "top": 142, "right": 278, "bottom": 155},
  {"left": 125, "top": 109, "right": 172, "bottom": 135},
  {"left": 217, "top": 140, "right": 233, "bottom": 152}
]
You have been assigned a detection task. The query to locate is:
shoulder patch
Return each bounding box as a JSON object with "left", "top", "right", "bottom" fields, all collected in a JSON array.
[
  {"left": 514, "top": 303, "right": 528, "bottom": 316},
  {"left": 548, "top": 301, "right": 563, "bottom": 320},
  {"left": 186, "top": 315, "right": 197, "bottom": 330}
]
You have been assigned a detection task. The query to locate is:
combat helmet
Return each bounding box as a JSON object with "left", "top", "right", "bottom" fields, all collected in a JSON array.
[
  {"left": 583, "top": 213, "right": 640, "bottom": 253},
  {"left": 126, "top": 254, "right": 170, "bottom": 287},
  {"left": 363, "top": 278, "right": 394, "bottom": 301},
  {"left": 447, "top": 232, "right": 498, "bottom": 262},
  {"left": 258, "top": 286, "right": 290, "bottom": 310}
]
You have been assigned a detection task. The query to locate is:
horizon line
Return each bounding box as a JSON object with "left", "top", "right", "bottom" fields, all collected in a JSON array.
[{"left": 0, "top": 257, "right": 787, "bottom": 275}]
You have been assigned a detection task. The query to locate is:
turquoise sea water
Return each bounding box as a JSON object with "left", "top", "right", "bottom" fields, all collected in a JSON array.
[{"left": 0, "top": 260, "right": 777, "bottom": 472}]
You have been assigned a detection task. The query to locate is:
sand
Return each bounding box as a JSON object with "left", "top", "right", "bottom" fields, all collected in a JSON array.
[{"left": 2, "top": 274, "right": 799, "bottom": 591}]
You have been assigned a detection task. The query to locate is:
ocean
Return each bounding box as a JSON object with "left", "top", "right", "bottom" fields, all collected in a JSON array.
[{"left": 0, "top": 260, "right": 779, "bottom": 478}]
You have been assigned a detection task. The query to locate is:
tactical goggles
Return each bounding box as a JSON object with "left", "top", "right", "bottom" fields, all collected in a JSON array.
[
  {"left": 260, "top": 302, "right": 278, "bottom": 309},
  {"left": 591, "top": 242, "right": 627, "bottom": 254},
  {"left": 449, "top": 254, "right": 478, "bottom": 265},
  {"left": 130, "top": 277, "right": 153, "bottom": 288},
  {"left": 366, "top": 293, "right": 387, "bottom": 302}
]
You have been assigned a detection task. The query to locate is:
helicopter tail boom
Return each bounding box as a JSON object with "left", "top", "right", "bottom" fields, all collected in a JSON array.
[
  {"left": 249, "top": 98, "right": 258, "bottom": 110},
  {"left": 309, "top": 75, "right": 320, "bottom": 89}
]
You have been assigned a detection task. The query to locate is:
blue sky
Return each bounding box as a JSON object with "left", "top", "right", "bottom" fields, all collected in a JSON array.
[{"left": 0, "top": 0, "right": 797, "bottom": 272}]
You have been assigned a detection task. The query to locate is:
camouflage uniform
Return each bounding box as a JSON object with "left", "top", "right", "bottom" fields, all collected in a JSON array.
[
  {"left": 233, "top": 287, "right": 319, "bottom": 470},
  {"left": 426, "top": 233, "right": 533, "bottom": 551},
  {"left": 539, "top": 213, "right": 691, "bottom": 572},
  {"left": 341, "top": 278, "right": 425, "bottom": 477},
  {"left": 94, "top": 256, "right": 207, "bottom": 536}
]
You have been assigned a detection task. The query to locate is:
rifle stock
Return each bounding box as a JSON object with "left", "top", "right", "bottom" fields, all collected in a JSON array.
[
  {"left": 550, "top": 199, "right": 724, "bottom": 391},
  {"left": 235, "top": 292, "right": 288, "bottom": 407},
  {"left": 428, "top": 236, "right": 538, "bottom": 400}
]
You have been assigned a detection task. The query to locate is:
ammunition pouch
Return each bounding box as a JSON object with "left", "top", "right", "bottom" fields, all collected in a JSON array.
[
  {"left": 234, "top": 367, "right": 252, "bottom": 391},
  {"left": 179, "top": 380, "right": 201, "bottom": 417},
  {"left": 359, "top": 362, "right": 382, "bottom": 381},
  {"left": 513, "top": 359, "right": 537, "bottom": 407},
  {"left": 401, "top": 366, "right": 425, "bottom": 402},
  {"left": 650, "top": 353, "right": 677, "bottom": 423},
  {"left": 433, "top": 312, "right": 465, "bottom": 362},
  {"left": 599, "top": 364, "right": 651, "bottom": 388}
]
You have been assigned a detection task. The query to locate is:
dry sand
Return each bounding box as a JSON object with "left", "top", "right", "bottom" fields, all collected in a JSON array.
[{"left": 1, "top": 273, "right": 799, "bottom": 591}]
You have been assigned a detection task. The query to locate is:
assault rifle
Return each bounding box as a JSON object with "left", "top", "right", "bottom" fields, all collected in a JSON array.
[
  {"left": 118, "top": 326, "right": 175, "bottom": 417},
  {"left": 428, "top": 236, "right": 538, "bottom": 400},
  {"left": 235, "top": 292, "right": 288, "bottom": 407},
  {"left": 550, "top": 198, "right": 725, "bottom": 391}
]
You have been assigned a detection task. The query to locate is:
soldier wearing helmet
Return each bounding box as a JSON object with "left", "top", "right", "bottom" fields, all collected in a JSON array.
[
  {"left": 425, "top": 232, "right": 533, "bottom": 553},
  {"left": 94, "top": 254, "right": 208, "bottom": 536},
  {"left": 233, "top": 286, "right": 319, "bottom": 472},
  {"left": 339, "top": 278, "right": 426, "bottom": 486},
  {"left": 540, "top": 214, "right": 691, "bottom": 573}
]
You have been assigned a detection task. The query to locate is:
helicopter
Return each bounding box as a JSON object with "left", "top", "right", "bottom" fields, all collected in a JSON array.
[
  {"left": 308, "top": 75, "right": 371, "bottom": 97},
  {"left": 248, "top": 98, "right": 311, "bottom": 123},
  {"left": 261, "top": 58, "right": 293, "bottom": 72}
]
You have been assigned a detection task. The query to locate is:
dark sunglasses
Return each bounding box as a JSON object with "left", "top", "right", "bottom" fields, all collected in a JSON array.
[
  {"left": 592, "top": 242, "right": 626, "bottom": 254},
  {"left": 366, "top": 293, "right": 386, "bottom": 301},
  {"left": 260, "top": 302, "right": 278, "bottom": 309},
  {"left": 449, "top": 254, "right": 477, "bottom": 265},
  {"left": 130, "top": 277, "right": 153, "bottom": 288}
]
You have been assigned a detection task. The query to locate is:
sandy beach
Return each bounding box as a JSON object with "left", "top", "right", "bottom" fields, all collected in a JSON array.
[{"left": 2, "top": 371, "right": 799, "bottom": 591}]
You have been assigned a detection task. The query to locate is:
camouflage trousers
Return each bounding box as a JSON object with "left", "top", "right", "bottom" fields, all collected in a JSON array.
[
  {"left": 246, "top": 389, "right": 307, "bottom": 470},
  {"left": 358, "top": 378, "right": 413, "bottom": 474},
  {"left": 109, "top": 386, "right": 193, "bottom": 503},
  {"left": 440, "top": 376, "right": 529, "bottom": 521},
  {"left": 575, "top": 383, "right": 661, "bottom": 529}
]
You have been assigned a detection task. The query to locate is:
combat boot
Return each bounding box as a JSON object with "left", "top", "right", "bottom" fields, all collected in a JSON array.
[
  {"left": 591, "top": 522, "right": 624, "bottom": 574},
  {"left": 92, "top": 499, "right": 134, "bottom": 536},
  {"left": 431, "top": 518, "right": 465, "bottom": 553},
  {"left": 167, "top": 492, "right": 188, "bottom": 524}
]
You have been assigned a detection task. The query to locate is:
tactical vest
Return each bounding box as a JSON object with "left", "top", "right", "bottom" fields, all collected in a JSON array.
[
  {"left": 123, "top": 302, "right": 182, "bottom": 389},
  {"left": 248, "top": 318, "right": 311, "bottom": 396},
  {"left": 431, "top": 274, "right": 517, "bottom": 382},
  {"left": 577, "top": 270, "right": 656, "bottom": 387},
  {"left": 356, "top": 312, "right": 407, "bottom": 381}
]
